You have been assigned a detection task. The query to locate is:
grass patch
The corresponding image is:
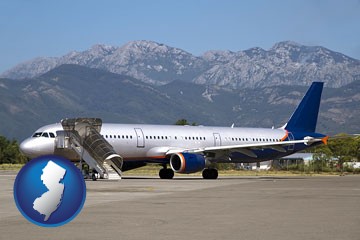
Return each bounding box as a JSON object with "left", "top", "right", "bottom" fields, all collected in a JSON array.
[
  {"left": 125, "top": 165, "right": 162, "bottom": 176},
  {"left": 0, "top": 164, "right": 24, "bottom": 171},
  {"left": 0, "top": 164, "right": 349, "bottom": 177},
  {"left": 123, "top": 165, "right": 343, "bottom": 177}
]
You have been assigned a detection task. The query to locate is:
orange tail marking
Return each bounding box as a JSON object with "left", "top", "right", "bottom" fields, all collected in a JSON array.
[
  {"left": 281, "top": 131, "right": 289, "bottom": 141},
  {"left": 322, "top": 136, "right": 329, "bottom": 145}
]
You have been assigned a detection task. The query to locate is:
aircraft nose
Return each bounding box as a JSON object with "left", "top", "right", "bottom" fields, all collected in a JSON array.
[{"left": 19, "top": 138, "right": 37, "bottom": 158}]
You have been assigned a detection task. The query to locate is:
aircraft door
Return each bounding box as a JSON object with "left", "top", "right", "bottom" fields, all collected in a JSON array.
[
  {"left": 134, "top": 128, "right": 145, "bottom": 148},
  {"left": 213, "top": 133, "right": 221, "bottom": 146}
]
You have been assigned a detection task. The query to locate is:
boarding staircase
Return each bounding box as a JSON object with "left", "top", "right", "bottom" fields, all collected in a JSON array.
[{"left": 54, "top": 118, "right": 123, "bottom": 180}]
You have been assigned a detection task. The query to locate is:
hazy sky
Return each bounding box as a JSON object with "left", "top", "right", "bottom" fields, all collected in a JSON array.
[{"left": 1, "top": 0, "right": 359, "bottom": 73}]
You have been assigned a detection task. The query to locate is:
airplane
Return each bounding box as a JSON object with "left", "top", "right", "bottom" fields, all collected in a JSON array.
[{"left": 20, "top": 82, "right": 328, "bottom": 179}]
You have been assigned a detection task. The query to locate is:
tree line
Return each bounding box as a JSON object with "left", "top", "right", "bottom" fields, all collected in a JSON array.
[
  {"left": 310, "top": 134, "right": 360, "bottom": 172},
  {"left": 0, "top": 136, "right": 27, "bottom": 164}
]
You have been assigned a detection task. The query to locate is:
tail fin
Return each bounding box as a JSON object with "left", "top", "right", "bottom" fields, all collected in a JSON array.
[{"left": 284, "top": 82, "right": 324, "bottom": 133}]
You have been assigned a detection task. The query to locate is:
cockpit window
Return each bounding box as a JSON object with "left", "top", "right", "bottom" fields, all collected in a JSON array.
[
  {"left": 32, "top": 132, "right": 42, "bottom": 137},
  {"left": 42, "top": 132, "right": 49, "bottom": 138},
  {"left": 32, "top": 132, "right": 56, "bottom": 138}
]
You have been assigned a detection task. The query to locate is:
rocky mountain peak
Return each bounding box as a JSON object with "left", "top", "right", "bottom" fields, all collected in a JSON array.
[
  {"left": 201, "top": 50, "right": 236, "bottom": 63},
  {"left": 271, "top": 41, "right": 302, "bottom": 50},
  {"left": 1, "top": 41, "right": 359, "bottom": 89},
  {"left": 119, "top": 40, "right": 192, "bottom": 58},
  {"left": 270, "top": 41, "right": 356, "bottom": 65},
  {"left": 122, "top": 40, "right": 168, "bottom": 52},
  {"left": 89, "top": 44, "right": 117, "bottom": 55}
]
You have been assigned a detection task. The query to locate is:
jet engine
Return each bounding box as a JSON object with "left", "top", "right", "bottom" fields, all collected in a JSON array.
[{"left": 170, "top": 153, "right": 206, "bottom": 174}]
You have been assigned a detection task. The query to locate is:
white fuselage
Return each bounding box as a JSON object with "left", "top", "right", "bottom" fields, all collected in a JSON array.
[{"left": 20, "top": 122, "right": 288, "bottom": 162}]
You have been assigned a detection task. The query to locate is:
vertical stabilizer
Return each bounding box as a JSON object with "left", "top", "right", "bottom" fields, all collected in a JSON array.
[{"left": 285, "top": 82, "right": 324, "bottom": 133}]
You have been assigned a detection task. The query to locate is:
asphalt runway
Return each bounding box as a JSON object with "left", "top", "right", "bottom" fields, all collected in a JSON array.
[{"left": 1, "top": 172, "right": 359, "bottom": 240}]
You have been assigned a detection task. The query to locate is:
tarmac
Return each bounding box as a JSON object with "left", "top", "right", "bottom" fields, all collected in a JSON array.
[{"left": 0, "top": 172, "right": 359, "bottom": 240}]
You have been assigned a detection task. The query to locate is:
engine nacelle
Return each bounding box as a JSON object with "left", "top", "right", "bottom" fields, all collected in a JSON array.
[{"left": 170, "top": 153, "right": 206, "bottom": 174}]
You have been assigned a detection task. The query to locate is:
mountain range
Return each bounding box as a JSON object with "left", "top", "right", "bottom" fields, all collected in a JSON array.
[
  {"left": 1, "top": 63, "right": 359, "bottom": 141},
  {"left": 1, "top": 41, "right": 359, "bottom": 89}
]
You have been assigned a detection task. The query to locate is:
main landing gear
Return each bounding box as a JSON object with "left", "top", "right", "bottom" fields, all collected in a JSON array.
[
  {"left": 202, "top": 168, "right": 218, "bottom": 179},
  {"left": 159, "top": 168, "right": 174, "bottom": 179},
  {"left": 158, "top": 166, "right": 218, "bottom": 180}
]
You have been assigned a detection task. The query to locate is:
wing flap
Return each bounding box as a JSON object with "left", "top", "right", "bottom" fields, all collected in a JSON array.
[
  {"left": 200, "top": 139, "right": 309, "bottom": 152},
  {"left": 237, "top": 148, "right": 257, "bottom": 158},
  {"left": 270, "top": 145, "right": 287, "bottom": 152},
  {"left": 166, "top": 138, "right": 325, "bottom": 157},
  {"left": 192, "top": 138, "right": 324, "bottom": 154}
]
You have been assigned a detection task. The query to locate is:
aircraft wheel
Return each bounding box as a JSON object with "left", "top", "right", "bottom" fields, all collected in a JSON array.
[
  {"left": 92, "top": 173, "right": 97, "bottom": 181},
  {"left": 210, "top": 168, "right": 218, "bottom": 179},
  {"left": 202, "top": 168, "right": 218, "bottom": 179},
  {"left": 202, "top": 169, "right": 210, "bottom": 179},
  {"left": 159, "top": 168, "right": 174, "bottom": 179}
]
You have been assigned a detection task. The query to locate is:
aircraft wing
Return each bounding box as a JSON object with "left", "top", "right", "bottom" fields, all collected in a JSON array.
[{"left": 166, "top": 138, "right": 326, "bottom": 158}]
